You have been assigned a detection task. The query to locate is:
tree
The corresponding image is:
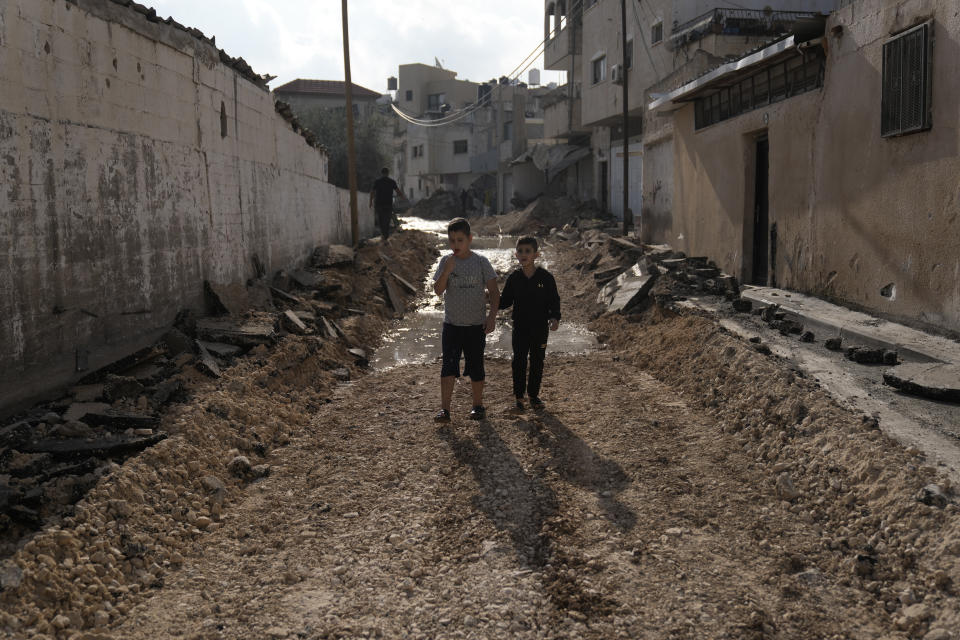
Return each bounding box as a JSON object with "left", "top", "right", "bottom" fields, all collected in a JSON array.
[{"left": 299, "top": 107, "right": 390, "bottom": 191}]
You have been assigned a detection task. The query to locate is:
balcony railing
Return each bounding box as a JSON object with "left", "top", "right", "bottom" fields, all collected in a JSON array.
[{"left": 670, "top": 8, "right": 821, "bottom": 48}]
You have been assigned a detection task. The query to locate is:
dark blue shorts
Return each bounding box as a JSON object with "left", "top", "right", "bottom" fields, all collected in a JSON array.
[{"left": 441, "top": 323, "right": 486, "bottom": 381}]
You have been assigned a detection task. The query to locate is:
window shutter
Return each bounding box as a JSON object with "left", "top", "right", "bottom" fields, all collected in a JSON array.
[{"left": 882, "top": 22, "right": 932, "bottom": 137}]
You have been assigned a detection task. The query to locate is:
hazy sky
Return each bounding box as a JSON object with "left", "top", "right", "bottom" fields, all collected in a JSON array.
[{"left": 148, "top": 0, "right": 565, "bottom": 93}]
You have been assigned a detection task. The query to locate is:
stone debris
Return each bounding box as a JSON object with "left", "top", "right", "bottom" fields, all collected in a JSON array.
[
  {"left": 824, "top": 336, "right": 843, "bottom": 351},
  {"left": 883, "top": 362, "right": 960, "bottom": 403},
  {"left": 204, "top": 280, "right": 251, "bottom": 316},
  {"left": 196, "top": 317, "right": 278, "bottom": 347},
  {"left": 312, "top": 244, "right": 356, "bottom": 267},
  {"left": 382, "top": 275, "right": 405, "bottom": 314},
  {"left": 597, "top": 264, "right": 659, "bottom": 314},
  {"left": 282, "top": 309, "right": 309, "bottom": 335}
]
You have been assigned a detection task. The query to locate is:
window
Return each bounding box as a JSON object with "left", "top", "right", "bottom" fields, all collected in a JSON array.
[
  {"left": 405, "top": 89, "right": 413, "bottom": 101},
  {"left": 220, "top": 101, "right": 227, "bottom": 138},
  {"left": 592, "top": 55, "right": 606, "bottom": 84},
  {"left": 409, "top": 188, "right": 413, "bottom": 198},
  {"left": 503, "top": 121, "right": 513, "bottom": 140},
  {"left": 419, "top": 144, "right": 424, "bottom": 156},
  {"left": 427, "top": 93, "right": 445, "bottom": 110},
  {"left": 651, "top": 21, "right": 663, "bottom": 44},
  {"left": 453, "top": 139, "right": 468, "bottom": 154},
  {"left": 625, "top": 38, "right": 633, "bottom": 70},
  {"left": 882, "top": 21, "right": 932, "bottom": 137},
  {"left": 411, "top": 145, "right": 419, "bottom": 159}
]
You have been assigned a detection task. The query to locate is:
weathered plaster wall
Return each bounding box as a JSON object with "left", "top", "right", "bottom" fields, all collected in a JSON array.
[
  {"left": 0, "top": 0, "right": 371, "bottom": 411},
  {"left": 670, "top": 0, "right": 960, "bottom": 334}
]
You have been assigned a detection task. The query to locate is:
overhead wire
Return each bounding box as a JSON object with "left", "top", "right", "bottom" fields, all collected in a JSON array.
[{"left": 390, "top": 0, "right": 589, "bottom": 128}]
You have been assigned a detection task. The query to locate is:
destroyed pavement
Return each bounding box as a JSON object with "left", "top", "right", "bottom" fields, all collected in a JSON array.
[{"left": 1, "top": 205, "right": 959, "bottom": 639}]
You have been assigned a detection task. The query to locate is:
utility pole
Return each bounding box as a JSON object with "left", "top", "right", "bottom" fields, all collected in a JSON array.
[
  {"left": 621, "top": 0, "right": 630, "bottom": 236},
  {"left": 341, "top": 0, "right": 359, "bottom": 247}
]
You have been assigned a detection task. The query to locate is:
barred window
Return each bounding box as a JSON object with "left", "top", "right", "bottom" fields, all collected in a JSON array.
[
  {"left": 693, "top": 48, "right": 825, "bottom": 130},
  {"left": 453, "top": 140, "right": 468, "bottom": 154},
  {"left": 882, "top": 22, "right": 932, "bottom": 137}
]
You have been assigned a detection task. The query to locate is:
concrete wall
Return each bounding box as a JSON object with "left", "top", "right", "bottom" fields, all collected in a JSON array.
[
  {"left": 272, "top": 92, "right": 378, "bottom": 120},
  {"left": 0, "top": 0, "right": 371, "bottom": 412},
  {"left": 672, "top": 0, "right": 839, "bottom": 27},
  {"left": 670, "top": 0, "right": 960, "bottom": 334}
]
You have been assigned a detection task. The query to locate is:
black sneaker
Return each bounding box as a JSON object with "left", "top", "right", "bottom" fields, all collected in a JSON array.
[
  {"left": 468, "top": 405, "right": 486, "bottom": 420},
  {"left": 515, "top": 398, "right": 525, "bottom": 410},
  {"left": 434, "top": 409, "right": 451, "bottom": 423},
  {"left": 530, "top": 397, "right": 545, "bottom": 411}
]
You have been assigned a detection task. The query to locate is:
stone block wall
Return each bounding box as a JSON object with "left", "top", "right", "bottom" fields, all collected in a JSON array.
[{"left": 0, "top": 0, "right": 373, "bottom": 412}]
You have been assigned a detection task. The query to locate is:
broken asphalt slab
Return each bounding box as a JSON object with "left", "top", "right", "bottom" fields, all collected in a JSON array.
[
  {"left": 597, "top": 263, "right": 659, "bottom": 314},
  {"left": 196, "top": 318, "right": 277, "bottom": 347},
  {"left": 741, "top": 286, "right": 960, "bottom": 365},
  {"left": 884, "top": 362, "right": 960, "bottom": 403},
  {"left": 312, "top": 244, "right": 355, "bottom": 267}
]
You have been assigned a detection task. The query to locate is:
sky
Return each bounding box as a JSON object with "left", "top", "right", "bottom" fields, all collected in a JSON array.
[{"left": 148, "top": 0, "right": 566, "bottom": 93}]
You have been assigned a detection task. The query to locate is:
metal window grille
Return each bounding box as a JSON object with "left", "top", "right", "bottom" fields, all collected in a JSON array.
[
  {"left": 881, "top": 22, "right": 932, "bottom": 137},
  {"left": 692, "top": 49, "right": 825, "bottom": 130}
]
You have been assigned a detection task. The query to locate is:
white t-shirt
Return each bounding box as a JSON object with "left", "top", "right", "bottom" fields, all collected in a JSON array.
[{"left": 433, "top": 253, "right": 496, "bottom": 326}]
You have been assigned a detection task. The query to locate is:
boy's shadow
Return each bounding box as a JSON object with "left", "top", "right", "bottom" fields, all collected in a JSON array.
[
  {"left": 436, "top": 421, "right": 557, "bottom": 567},
  {"left": 517, "top": 411, "right": 637, "bottom": 532}
]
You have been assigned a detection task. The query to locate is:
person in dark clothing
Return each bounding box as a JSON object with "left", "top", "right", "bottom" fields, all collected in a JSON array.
[
  {"left": 499, "top": 235, "right": 561, "bottom": 411},
  {"left": 369, "top": 168, "right": 404, "bottom": 239}
]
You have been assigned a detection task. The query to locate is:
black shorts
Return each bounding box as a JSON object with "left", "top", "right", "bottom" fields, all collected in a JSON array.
[{"left": 440, "top": 323, "right": 486, "bottom": 381}]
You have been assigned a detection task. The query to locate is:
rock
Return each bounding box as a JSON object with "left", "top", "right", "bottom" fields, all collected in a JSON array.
[
  {"left": 52, "top": 615, "right": 71, "bottom": 630},
  {"left": 312, "top": 244, "right": 355, "bottom": 267},
  {"left": 847, "top": 346, "right": 885, "bottom": 364},
  {"left": 754, "top": 343, "right": 772, "bottom": 355},
  {"left": 664, "top": 527, "right": 684, "bottom": 537},
  {"left": 824, "top": 337, "right": 843, "bottom": 351},
  {"left": 93, "top": 610, "right": 110, "bottom": 628},
  {"left": 282, "top": 310, "right": 309, "bottom": 334},
  {"left": 760, "top": 305, "right": 780, "bottom": 323},
  {"left": 923, "top": 629, "right": 951, "bottom": 640},
  {"left": 251, "top": 464, "right": 271, "bottom": 478},
  {"left": 775, "top": 473, "right": 801, "bottom": 500},
  {"left": 201, "top": 476, "right": 225, "bottom": 492},
  {"left": 288, "top": 269, "right": 322, "bottom": 289},
  {"left": 0, "top": 561, "right": 23, "bottom": 589},
  {"left": 228, "top": 456, "right": 252, "bottom": 478},
  {"left": 883, "top": 349, "right": 899, "bottom": 365},
  {"left": 195, "top": 516, "right": 213, "bottom": 530},
  {"left": 596, "top": 263, "right": 659, "bottom": 313},
  {"left": 332, "top": 368, "right": 350, "bottom": 382},
  {"left": 854, "top": 554, "right": 876, "bottom": 577},
  {"left": 917, "top": 484, "right": 949, "bottom": 509},
  {"left": 197, "top": 341, "right": 243, "bottom": 358},
  {"left": 197, "top": 342, "right": 223, "bottom": 378},
  {"left": 196, "top": 317, "right": 277, "bottom": 347},
  {"left": 732, "top": 299, "right": 753, "bottom": 313},
  {"left": 800, "top": 331, "right": 815, "bottom": 343}
]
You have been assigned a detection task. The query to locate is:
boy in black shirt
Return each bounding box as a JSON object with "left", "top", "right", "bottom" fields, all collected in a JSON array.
[{"left": 499, "top": 235, "right": 561, "bottom": 410}]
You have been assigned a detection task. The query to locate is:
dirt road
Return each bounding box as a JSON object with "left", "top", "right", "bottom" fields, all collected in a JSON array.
[{"left": 3, "top": 229, "right": 960, "bottom": 639}]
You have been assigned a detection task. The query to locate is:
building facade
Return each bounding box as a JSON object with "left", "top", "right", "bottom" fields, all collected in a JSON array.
[
  {"left": 655, "top": 0, "right": 959, "bottom": 334},
  {"left": 272, "top": 79, "right": 382, "bottom": 120}
]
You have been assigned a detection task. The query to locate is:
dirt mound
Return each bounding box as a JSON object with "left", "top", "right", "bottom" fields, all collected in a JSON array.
[
  {"left": 592, "top": 309, "right": 960, "bottom": 636},
  {"left": 0, "top": 231, "right": 438, "bottom": 637}
]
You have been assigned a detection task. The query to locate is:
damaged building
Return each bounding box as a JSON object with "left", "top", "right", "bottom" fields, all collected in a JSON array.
[
  {"left": 0, "top": 0, "right": 372, "bottom": 414},
  {"left": 651, "top": 0, "right": 960, "bottom": 335}
]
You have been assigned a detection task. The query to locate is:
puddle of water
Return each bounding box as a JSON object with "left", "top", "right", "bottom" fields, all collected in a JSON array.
[{"left": 371, "top": 218, "right": 599, "bottom": 371}]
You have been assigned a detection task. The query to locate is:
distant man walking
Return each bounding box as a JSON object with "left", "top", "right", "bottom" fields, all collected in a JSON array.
[{"left": 369, "top": 167, "right": 404, "bottom": 240}]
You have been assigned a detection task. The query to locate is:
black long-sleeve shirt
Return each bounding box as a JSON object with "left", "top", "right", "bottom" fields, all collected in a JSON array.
[{"left": 499, "top": 267, "right": 561, "bottom": 328}]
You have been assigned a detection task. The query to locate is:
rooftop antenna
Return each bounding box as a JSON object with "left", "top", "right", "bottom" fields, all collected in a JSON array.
[{"left": 434, "top": 57, "right": 444, "bottom": 69}]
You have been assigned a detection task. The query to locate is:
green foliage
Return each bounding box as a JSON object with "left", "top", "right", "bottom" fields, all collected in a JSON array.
[{"left": 298, "top": 107, "right": 390, "bottom": 191}]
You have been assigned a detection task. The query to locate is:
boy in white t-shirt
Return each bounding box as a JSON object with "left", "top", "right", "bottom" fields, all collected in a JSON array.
[{"left": 432, "top": 218, "right": 500, "bottom": 422}]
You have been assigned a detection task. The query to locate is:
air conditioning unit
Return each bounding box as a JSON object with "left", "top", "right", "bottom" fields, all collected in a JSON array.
[{"left": 611, "top": 64, "right": 624, "bottom": 85}]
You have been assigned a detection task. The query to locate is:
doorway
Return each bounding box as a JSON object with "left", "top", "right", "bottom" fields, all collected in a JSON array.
[{"left": 751, "top": 136, "right": 769, "bottom": 285}]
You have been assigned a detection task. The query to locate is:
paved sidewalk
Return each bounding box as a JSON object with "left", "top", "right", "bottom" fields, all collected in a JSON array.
[{"left": 741, "top": 286, "right": 960, "bottom": 365}]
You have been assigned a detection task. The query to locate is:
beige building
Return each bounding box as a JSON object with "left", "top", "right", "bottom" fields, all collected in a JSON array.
[
  {"left": 543, "top": 0, "right": 836, "bottom": 227},
  {"left": 394, "top": 63, "right": 550, "bottom": 212},
  {"left": 653, "top": 0, "right": 960, "bottom": 334}
]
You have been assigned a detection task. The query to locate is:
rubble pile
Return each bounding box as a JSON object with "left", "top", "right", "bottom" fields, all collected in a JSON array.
[
  {"left": 0, "top": 232, "right": 437, "bottom": 636},
  {"left": 469, "top": 196, "right": 610, "bottom": 236},
  {"left": 591, "top": 311, "right": 960, "bottom": 637},
  {"left": 408, "top": 190, "right": 462, "bottom": 221}
]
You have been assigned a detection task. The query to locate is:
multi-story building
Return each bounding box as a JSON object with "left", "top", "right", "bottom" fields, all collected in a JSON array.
[
  {"left": 543, "top": 0, "right": 837, "bottom": 234},
  {"left": 394, "top": 63, "right": 551, "bottom": 212}
]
